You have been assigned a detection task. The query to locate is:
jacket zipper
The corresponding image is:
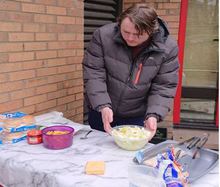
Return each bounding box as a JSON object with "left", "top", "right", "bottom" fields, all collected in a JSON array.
[
  {"left": 114, "top": 47, "right": 163, "bottom": 114},
  {"left": 133, "top": 63, "right": 143, "bottom": 85}
]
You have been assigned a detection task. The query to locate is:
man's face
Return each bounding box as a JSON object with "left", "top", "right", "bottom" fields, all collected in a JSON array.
[{"left": 120, "top": 17, "right": 149, "bottom": 47}]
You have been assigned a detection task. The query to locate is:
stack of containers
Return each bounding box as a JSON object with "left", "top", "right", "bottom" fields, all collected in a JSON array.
[{"left": 0, "top": 112, "right": 36, "bottom": 144}]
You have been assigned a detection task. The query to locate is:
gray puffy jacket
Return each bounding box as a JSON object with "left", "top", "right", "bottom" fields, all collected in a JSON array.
[{"left": 83, "top": 18, "right": 179, "bottom": 121}]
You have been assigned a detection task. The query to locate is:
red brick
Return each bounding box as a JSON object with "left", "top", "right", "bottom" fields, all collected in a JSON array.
[
  {"left": 9, "top": 70, "right": 35, "bottom": 81},
  {"left": 67, "top": 85, "right": 83, "bottom": 95},
  {"left": 57, "top": 0, "right": 73, "bottom": 7},
  {"left": 0, "top": 1, "right": 21, "bottom": 11},
  {"left": 9, "top": 33, "right": 34, "bottom": 41},
  {"left": 76, "top": 33, "right": 83, "bottom": 41},
  {"left": 36, "top": 84, "right": 57, "bottom": 94},
  {"left": 58, "top": 33, "right": 76, "bottom": 41},
  {"left": 37, "top": 67, "right": 57, "bottom": 76},
  {"left": 23, "top": 23, "right": 46, "bottom": 32},
  {"left": 45, "top": 58, "right": 66, "bottom": 67},
  {"left": 0, "top": 54, "right": 8, "bottom": 63},
  {"left": 0, "top": 74, "right": 8, "bottom": 83},
  {"left": 161, "top": 15, "right": 179, "bottom": 22},
  {"left": 46, "top": 24, "right": 66, "bottom": 32},
  {"left": 34, "top": 14, "right": 56, "bottom": 23},
  {"left": 0, "top": 12, "right": 33, "bottom": 22},
  {"left": 48, "top": 89, "right": 67, "bottom": 100},
  {"left": 46, "top": 6, "right": 67, "bottom": 15},
  {"left": 47, "top": 74, "right": 67, "bottom": 83},
  {"left": 10, "top": 88, "right": 35, "bottom": 100},
  {"left": 76, "top": 106, "right": 83, "bottom": 115},
  {"left": 50, "top": 105, "right": 66, "bottom": 114},
  {"left": 75, "top": 92, "right": 83, "bottom": 100},
  {"left": 0, "top": 43, "right": 23, "bottom": 52},
  {"left": 67, "top": 100, "right": 83, "bottom": 110},
  {"left": 76, "top": 64, "right": 82, "bottom": 71},
  {"left": 71, "top": 113, "right": 83, "bottom": 123},
  {"left": 16, "top": 0, "right": 33, "bottom": 2},
  {"left": 17, "top": 105, "right": 36, "bottom": 114},
  {"left": 66, "top": 25, "right": 83, "bottom": 33},
  {"left": 35, "top": 0, "right": 56, "bottom": 6},
  {"left": 74, "top": 1, "right": 83, "bottom": 9},
  {"left": 22, "top": 3, "right": 45, "bottom": 13},
  {"left": 167, "top": 22, "right": 179, "bottom": 28},
  {"left": 0, "top": 99, "right": 23, "bottom": 113},
  {"left": 68, "top": 8, "right": 83, "bottom": 17},
  {"left": 75, "top": 17, "right": 83, "bottom": 25},
  {"left": 63, "top": 78, "right": 83, "bottom": 88},
  {"left": 57, "top": 16, "right": 75, "bottom": 25},
  {"left": 9, "top": 52, "right": 34, "bottom": 62},
  {"left": 67, "top": 56, "right": 83, "bottom": 64},
  {"left": 57, "top": 64, "right": 76, "bottom": 73},
  {"left": 24, "top": 42, "right": 47, "bottom": 51},
  {"left": 66, "top": 71, "right": 83, "bottom": 79},
  {"left": 0, "top": 32, "right": 8, "bottom": 41},
  {"left": 58, "top": 49, "right": 76, "bottom": 57},
  {"left": 76, "top": 49, "right": 84, "bottom": 56},
  {"left": 48, "top": 41, "right": 79, "bottom": 50},
  {"left": 57, "top": 95, "right": 75, "bottom": 105},
  {"left": 36, "top": 50, "right": 57, "bottom": 59},
  {"left": 24, "top": 94, "right": 47, "bottom": 106},
  {"left": 158, "top": 3, "right": 180, "bottom": 9},
  {"left": 22, "top": 60, "right": 44, "bottom": 70},
  {"left": 64, "top": 109, "right": 76, "bottom": 118},
  {"left": 0, "top": 21, "right": 21, "bottom": 31},
  {"left": 0, "top": 63, "right": 23, "bottom": 73},
  {"left": 0, "top": 93, "right": 10, "bottom": 103},
  {"left": 25, "top": 77, "right": 48, "bottom": 88},
  {"left": 36, "top": 99, "right": 57, "bottom": 111},
  {"left": 36, "top": 33, "right": 56, "bottom": 41}
]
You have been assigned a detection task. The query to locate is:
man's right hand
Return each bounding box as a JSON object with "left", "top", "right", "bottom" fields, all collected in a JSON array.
[{"left": 100, "top": 107, "right": 113, "bottom": 134}]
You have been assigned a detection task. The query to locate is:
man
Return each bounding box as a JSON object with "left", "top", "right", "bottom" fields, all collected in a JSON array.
[{"left": 83, "top": 4, "right": 179, "bottom": 139}]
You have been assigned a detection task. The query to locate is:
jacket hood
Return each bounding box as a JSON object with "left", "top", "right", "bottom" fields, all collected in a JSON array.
[{"left": 152, "top": 17, "right": 170, "bottom": 43}]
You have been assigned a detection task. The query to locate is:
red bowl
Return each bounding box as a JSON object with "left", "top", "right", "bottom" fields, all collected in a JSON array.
[{"left": 42, "top": 125, "right": 74, "bottom": 150}]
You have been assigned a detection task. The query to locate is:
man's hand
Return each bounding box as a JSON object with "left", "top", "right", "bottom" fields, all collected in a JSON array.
[
  {"left": 100, "top": 107, "right": 113, "bottom": 133},
  {"left": 144, "top": 117, "right": 157, "bottom": 140}
]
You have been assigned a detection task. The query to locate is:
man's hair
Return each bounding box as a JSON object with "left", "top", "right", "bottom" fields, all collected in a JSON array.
[{"left": 118, "top": 4, "right": 159, "bottom": 35}]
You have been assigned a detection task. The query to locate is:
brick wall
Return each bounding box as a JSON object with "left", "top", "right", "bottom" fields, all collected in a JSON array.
[
  {"left": 123, "top": 0, "right": 181, "bottom": 138},
  {"left": 0, "top": 0, "right": 84, "bottom": 123}
]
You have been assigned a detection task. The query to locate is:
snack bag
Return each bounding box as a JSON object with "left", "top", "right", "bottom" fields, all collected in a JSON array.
[
  {"left": 1, "top": 131, "right": 27, "bottom": 144},
  {"left": 0, "top": 112, "right": 36, "bottom": 133},
  {"left": 156, "top": 147, "right": 189, "bottom": 187}
]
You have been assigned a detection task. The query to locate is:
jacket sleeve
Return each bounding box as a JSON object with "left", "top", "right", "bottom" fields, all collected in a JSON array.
[
  {"left": 145, "top": 45, "right": 179, "bottom": 121},
  {"left": 83, "top": 29, "right": 112, "bottom": 110}
]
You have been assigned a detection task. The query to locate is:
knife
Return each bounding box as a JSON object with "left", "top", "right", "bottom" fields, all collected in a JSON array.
[
  {"left": 192, "top": 135, "right": 209, "bottom": 159},
  {"left": 134, "top": 137, "right": 197, "bottom": 164}
]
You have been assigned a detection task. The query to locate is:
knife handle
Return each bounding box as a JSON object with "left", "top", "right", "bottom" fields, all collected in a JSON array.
[{"left": 187, "top": 137, "right": 201, "bottom": 149}]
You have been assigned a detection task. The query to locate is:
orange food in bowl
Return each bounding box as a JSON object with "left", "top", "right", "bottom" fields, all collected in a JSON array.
[{"left": 46, "top": 130, "right": 69, "bottom": 135}]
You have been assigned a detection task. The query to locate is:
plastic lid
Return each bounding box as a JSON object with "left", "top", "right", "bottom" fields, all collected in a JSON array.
[{"left": 27, "top": 129, "right": 42, "bottom": 136}]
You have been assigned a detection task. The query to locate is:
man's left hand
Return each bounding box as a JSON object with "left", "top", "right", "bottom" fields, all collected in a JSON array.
[{"left": 144, "top": 117, "right": 157, "bottom": 140}]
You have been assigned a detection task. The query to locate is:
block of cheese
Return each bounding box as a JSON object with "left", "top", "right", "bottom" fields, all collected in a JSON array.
[{"left": 85, "top": 161, "right": 105, "bottom": 175}]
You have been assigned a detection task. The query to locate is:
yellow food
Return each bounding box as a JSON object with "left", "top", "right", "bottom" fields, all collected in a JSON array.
[
  {"left": 111, "top": 126, "right": 151, "bottom": 151},
  {"left": 112, "top": 126, "right": 151, "bottom": 140},
  {"left": 46, "top": 130, "right": 69, "bottom": 135},
  {"left": 85, "top": 161, "right": 105, "bottom": 175}
]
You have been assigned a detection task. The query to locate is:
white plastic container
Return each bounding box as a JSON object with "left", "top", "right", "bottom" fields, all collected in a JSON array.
[{"left": 128, "top": 164, "right": 166, "bottom": 187}]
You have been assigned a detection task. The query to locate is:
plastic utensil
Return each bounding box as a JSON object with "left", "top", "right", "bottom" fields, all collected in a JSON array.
[{"left": 80, "top": 130, "right": 93, "bottom": 139}]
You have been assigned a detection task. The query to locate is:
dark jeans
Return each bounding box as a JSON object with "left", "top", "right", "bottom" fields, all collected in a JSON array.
[{"left": 88, "top": 109, "right": 145, "bottom": 132}]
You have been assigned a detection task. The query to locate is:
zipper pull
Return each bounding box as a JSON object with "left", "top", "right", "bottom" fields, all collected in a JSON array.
[{"left": 133, "top": 63, "right": 143, "bottom": 85}]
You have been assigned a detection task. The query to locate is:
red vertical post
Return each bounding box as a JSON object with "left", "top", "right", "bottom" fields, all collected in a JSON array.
[
  {"left": 216, "top": 99, "right": 218, "bottom": 127},
  {"left": 173, "top": 0, "right": 188, "bottom": 124}
]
